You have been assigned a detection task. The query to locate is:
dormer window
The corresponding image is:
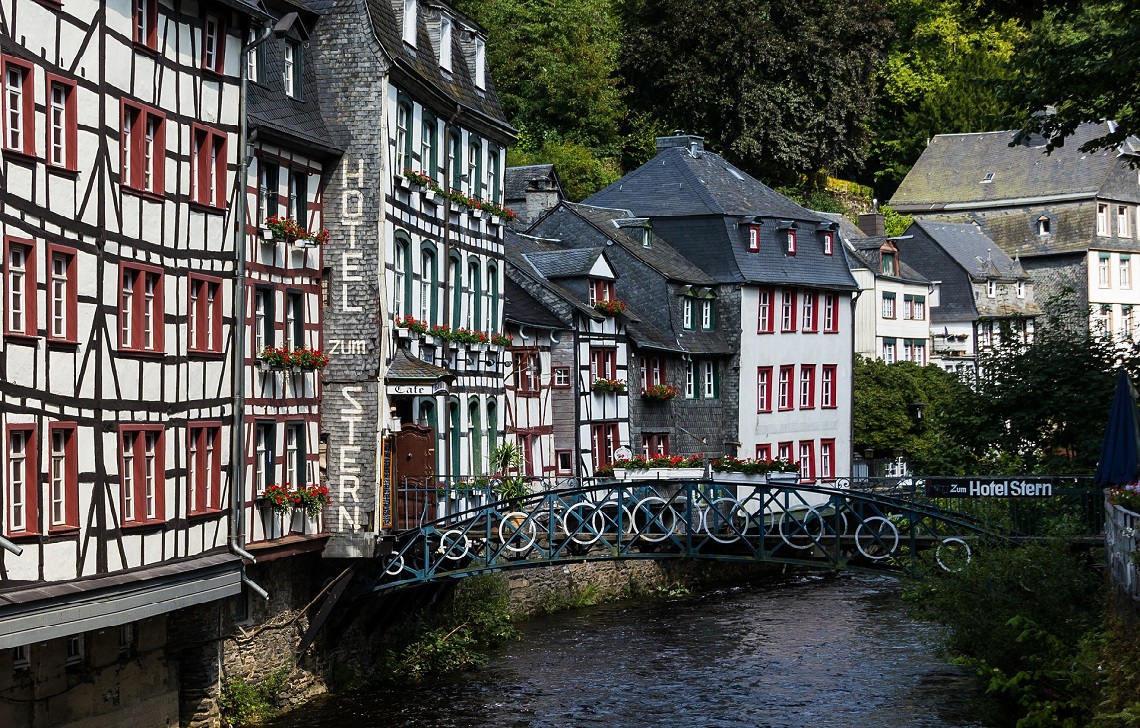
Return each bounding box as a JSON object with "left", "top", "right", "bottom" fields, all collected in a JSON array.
[
  {"left": 880, "top": 251, "right": 896, "bottom": 276},
  {"left": 747, "top": 225, "right": 759, "bottom": 252},
  {"left": 981, "top": 172, "right": 994, "bottom": 183},
  {"left": 641, "top": 228, "right": 651, "bottom": 248},
  {"left": 590, "top": 278, "right": 614, "bottom": 304},
  {"left": 1037, "top": 216, "right": 1051, "bottom": 236},
  {"left": 1017, "top": 280, "right": 1025, "bottom": 298},
  {"left": 987, "top": 279, "right": 997, "bottom": 297},
  {"left": 284, "top": 42, "right": 302, "bottom": 99},
  {"left": 823, "top": 232, "right": 834, "bottom": 255},
  {"left": 402, "top": 0, "right": 417, "bottom": 46},
  {"left": 438, "top": 16, "right": 452, "bottom": 70},
  {"left": 474, "top": 37, "right": 486, "bottom": 89},
  {"left": 786, "top": 230, "right": 796, "bottom": 255}
]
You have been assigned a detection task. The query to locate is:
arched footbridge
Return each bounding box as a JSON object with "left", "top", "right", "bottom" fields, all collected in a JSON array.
[{"left": 362, "top": 475, "right": 1103, "bottom": 595}]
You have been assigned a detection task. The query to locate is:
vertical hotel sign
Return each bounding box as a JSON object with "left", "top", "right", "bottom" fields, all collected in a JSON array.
[{"left": 924, "top": 477, "right": 1054, "bottom": 498}]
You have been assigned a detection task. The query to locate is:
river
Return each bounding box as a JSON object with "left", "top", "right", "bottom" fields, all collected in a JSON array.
[{"left": 270, "top": 572, "right": 989, "bottom": 727}]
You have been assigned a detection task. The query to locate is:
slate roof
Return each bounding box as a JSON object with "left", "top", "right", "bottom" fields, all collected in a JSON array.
[
  {"left": 504, "top": 230, "right": 605, "bottom": 323},
  {"left": 503, "top": 277, "right": 564, "bottom": 329},
  {"left": 347, "top": 0, "right": 513, "bottom": 142},
  {"left": 912, "top": 221, "right": 1028, "bottom": 281},
  {"left": 587, "top": 146, "right": 814, "bottom": 219},
  {"left": 386, "top": 347, "right": 454, "bottom": 381},
  {"left": 505, "top": 165, "right": 560, "bottom": 204},
  {"left": 248, "top": 6, "right": 340, "bottom": 156},
  {"left": 890, "top": 122, "right": 1140, "bottom": 209},
  {"left": 523, "top": 248, "right": 607, "bottom": 279}
]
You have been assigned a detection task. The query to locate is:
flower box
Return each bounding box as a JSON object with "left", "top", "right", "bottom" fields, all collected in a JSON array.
[
  {"left": 423, "top": 189, "right": 439, "bottom": 204},
  {"left": 259, "top": 227, "right": 275, "bottom": 242},
  {"left": 422, "top": 334, "right": 437, "bottom": 346},
  {"left": 289, "top": 238, "right": 320, "bottom": 250},
  {"left": 397, "top": 327, "right": 411, "bottom": 339},
  {"left": 612, "top": 467, "right": 706, "bottom": 481},
  {"left": 258, "top": 359, "right": 288, "bottom": 371},
  {"left": 593, "top": 299, "right": 627, "bottom": 316},
  {"left": 290, "top": 510, "right": 321, "bottom": 535},
  {"left": 490, "top": 215, "right": 502, "bottom": 226},
  {"left": 397, "top": 174, "right": 412, "bottom": 189}
]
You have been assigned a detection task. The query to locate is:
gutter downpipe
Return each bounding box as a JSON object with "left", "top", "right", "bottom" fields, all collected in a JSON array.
[
  {"left": 0, "top": 536, "right": 21, "bottom": 557},
  {"left": 230, "top": 24, "right": 274, "bottom": 576}
]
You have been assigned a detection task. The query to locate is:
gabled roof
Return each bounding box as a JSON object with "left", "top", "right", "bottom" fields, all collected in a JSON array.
[
  {"left": 523, "top": 248, "right": 607, "bottom": 280},
  {"left": 912, "top": 221, "right": 1028, "bottom": 280},
  {"left": 505, "top": 165, "right": 562, "bottom": 204},
  {"left": 585, "top": 146, "right": 813, "bottom": 219},
  {"left": 386, "top": 347, "right": 453, "bottom": 381},
  {"left": 503, "top": 277, "right": 564, "bottom": 329},
  {"left": 890, "top": 122, "right": 1140, "bottom": 210}
]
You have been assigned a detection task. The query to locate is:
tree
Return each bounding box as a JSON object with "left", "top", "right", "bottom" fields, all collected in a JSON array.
[
  {"left": 507, "top": 133, "right": 621, "bottom": 202},
  {"left": 621, "top": 0, "right": 892, "bottom": 186},
  {"left": 1005, "top": 0, "right": 1140, "bottom": 156}
]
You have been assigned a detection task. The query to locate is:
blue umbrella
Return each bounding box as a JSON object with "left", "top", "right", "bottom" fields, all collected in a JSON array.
[{"left": 1095, "top": 369, "right": 1140, "bottom": 486}]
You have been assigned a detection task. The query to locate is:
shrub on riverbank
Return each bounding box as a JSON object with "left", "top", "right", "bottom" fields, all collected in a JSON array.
[{"left": 904, "top": 538, "right": 1116, "bottom": 726}]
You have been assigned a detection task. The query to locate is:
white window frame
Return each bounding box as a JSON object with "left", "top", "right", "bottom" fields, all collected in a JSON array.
[
  {"left": 702, "top": 361, "right": 714, "bottom": 398},
  {"left": 403, "top": 0, "right": 418, "bottom": 46},
  {"left": 8, "top": 431, "right": 27, "bottom": 532},
  {"left": 438, "top": 15, "right": 452, "bottom": 70}
]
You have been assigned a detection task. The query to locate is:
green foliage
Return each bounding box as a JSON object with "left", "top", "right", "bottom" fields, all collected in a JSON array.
[
  {"left": 774, "top": 186, "right": 848, "bottom": 214},
  {"left": 881, "top": 204, "right": 913, "bottom": 236},
  {"left": 374, "top": 575, "right": 519, "bottom": 683},
  {"left": 904, "top": 539, "right": 1104, "bottom": 726},
  {"left": 508, "top": 132, "right": 621, "bottom": 202},
  {"left": 1005, "top": 0, "right": 1140, "bottom": 158},
  {"left": 621, "top": 0, "right": 892, "bottom": 185},
  {"left": 218, "top": 666, "right": 291, "bottom": 727}
]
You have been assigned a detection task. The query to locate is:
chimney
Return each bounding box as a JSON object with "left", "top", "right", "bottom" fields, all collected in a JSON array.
[
  {"left": 656, "top": 133, "right": 705, "bottom": 153},
  {"left": 524, "top": 177, "right": 560, "bottom": 224},
  {"left": 858, "top": 213, "right": 885, "bottom": 237}
]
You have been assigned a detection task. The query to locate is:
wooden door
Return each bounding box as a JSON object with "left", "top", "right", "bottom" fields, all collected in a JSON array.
[{"left": 394, "top": 424, "right": 436, "bottom": 530}]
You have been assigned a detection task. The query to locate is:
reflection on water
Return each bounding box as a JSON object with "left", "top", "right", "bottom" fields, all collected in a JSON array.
[{"left": 271, "top": 572, "right": 989, "bottom": 728}]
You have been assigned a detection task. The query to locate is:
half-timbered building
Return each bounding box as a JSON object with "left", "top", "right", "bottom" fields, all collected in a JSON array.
[
  {"left": 310, "top": 0, "right": 514, "bottom": 556},
  {"left": 0, "top": 0, "right": 264, "bottom": 720}
]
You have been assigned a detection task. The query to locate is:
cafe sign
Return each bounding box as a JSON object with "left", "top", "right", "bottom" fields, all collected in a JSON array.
[
  {"left": 386, "top": 382, "right": 450, "bottom": 396},
  {"left": 924, "top": 477, "right": 1054, "bottom": 498}
]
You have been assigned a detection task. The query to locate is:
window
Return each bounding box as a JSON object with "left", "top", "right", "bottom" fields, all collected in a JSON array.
[
  {"left": 474, "top": 37, "right": 486, "bottom": 89},
  {"left": 821, "top": 365, "right": 837, "bottom": 408},
  {"left": 756, "top": 444, "right": 771, "bottom": 461},
  {"left": 247, "top": 30, "right": 262, "bottom": 83},
  {"left": 488, "top": 148, "right": 502, "bottom": 204},
  {"left": 642, "top": 433, "right": 669, "bottom": 458},
  {"left": 6, "top": 238, "right": 35, "bottom": 338},
  {"left": 66, "top": 635, "right": 84, "bottom": 667},
  {"left": 188, "top": 424, "right": 221, "bottom": 514},
  {"left": 881, "top": 292, "right": 895, "bottom": 319},
  {"left": 824, "top": 294, "right": 839, "bottom": 333},
  {"left": 285, "top": 291, "right": 304, "bottom": 350},
  {"left": 121, "top": 101, "right": 165, "bottom": 195},
  {"left": 402, "top": 0, "right": 417, "bottom": 46},
  {"left": 6, "top": 425, "right": 36, "bottom": 534},
  {"left": 202, "top": 14, "right": 225, "bottom": 73},
  {"left": 1037, "top": 217, "right": 1051, "bottom": 236},
  {"left": 799, "top": 365, "right": 815, "bottom": 409},
  {"left": 254, "top": 423, "right": 275, "bottom": 493},
  {"left": 987, "top": 279, "right": 998, "bottom": 297},
  {"left": 799, "top": 441, "right": 815, "bottom": 482},
  {"left": 778, "top": 365, "right": 793, "bottom": 410},
  {"left": 757, "top": 287, "right": 774, "bottom": 333},
  {"left": 981, "top": 172, "right": 994, "bottom": 183},
  {"left": 258, "top": 160, "right": 279, "bottom": 223},
  {"left": 903, "top": 294, "right": 925, "bottom": 321},
  {"left": 438, "top": 16, "right": 453, "bottom": 70},
  {"left": 551, "top": 366, "right": 570, "bottom": 389},
  {"left": 685, "top": 361, "right": 695, "bottom": 399},
  {"left": 591, "top": 423, "right": 620, "bottom": 471},
  {"left": 882, "top": 338, "right": 896, "bottom": 363},
  {"left": 820, "top": 439, "right": 835, "bottom": 481},
  {"left": 781, "top": 290, "right": 797, "bottom": 331},
  {"left": 556, "top": 450, "right": 572, "bottom": 475},
  {"left": 701, "top": 300, "right": 714, "bottom": 330},
  {"left": 785, "top": 229, "right": 796, "bottom": 255},
  {"left": 1122, "top": 256, "right": 1133, "bottom": 289},
  {"left": 288, "top": 169, "right": 307, "bottom": 223},
  {"left": 823, "top": 232, "right": 834, "bottom": 255},
  {"left": 12, "top": 645, "right": 29, "bottom": 672},
  {"left": 284, "top": 42, "right": 302, "bottom": 99},
  {"left": 903, "top": 338, "right": 913, "bottom": 363},
  {"left": 514, "top": 352, "right": 540, "bottom": 393},
  {"left": 747, "top": 225, "right": 759, "bottom": 252},
  {"left": 465, "top": 261, "right": 481, "bottom": 330},
  {"left": 589, "top": 278, "right": 614, "bottom": 305},
  {"left": 419, "top": 249, "right": 436, "bottom": 324},
  {"left": 47, "top": 423, "right": 78, "bottom": 531},
  {"left": 420, "top": 114, "right": 437, "bottom": 179},
  {"left": 395, "top": 102, "right": 411, "bottom": 174},
  {"left": 911, "top": 339, "right": 926, "bottom": 366},
  {"left": 118, "top": 624, "right": 134, "bottom": 657},
  {"left": 45, "top": 76, "right": 77, "bottom": 170},
  {"left": 1119, "top": 206, "right": 1131, "bottom": 238},
  {"left": 701, "top": 360, "right": 718, "bottom": 398},
  {"left": 120, "top": 426, "right": 164, "bottom": 524},
  {"left": 801, "top": 292, "right": 816, "bottom": 332},
  {"left": 881, "top": 252, "right": 896, "bottom": 276},
  {"left": 253, "top": 286, "right": 273, "bottom": 354},
  {"left": 285, "top": 423, "right": 306, "bottom": 487},
  {"left": 449, "top": 128, "right": 462, "bottom": 190},
  {"left": 467, "top": 140, "right": 481, "bottom": 197},
  {"left": 119, "top": 264, "right": 164, "bottom": 353},
  {"left": 641, "top": 357, "right": 666, "bottom": 388},
  {"left": 393, "top": 239, "right": 411, "bottom": 320},
  {"left": 3, "top": 57, "right": 33, "bottom": 156},
  {"left": 757, "top": 367, "right": 772, "bottom": 412},
  {"left": 133, "top": 0, "right": 158, "bottom": 49},
  {"left": 682, "top": 298, "right": 694, "bottom": 329},
  {"left": 192, "top": 126, "right": 227, "bottom": 208},
  {"left": 1016, "top": 280, "right": 1026, "bottom": 298},
  {"left": 1098, "top": 203, "right": 1109, "bottom": 236},
  {"left": 778, "top": 442, "right": 792, "bottom": 464},
  {"left": 1124, "top": 306, "right": 1135, "bottom": 339},
  {"left": 1100, "top": 253, "right": 1111, "bottom": 288},
  {"left": 590, "top": 348, "right": 617, "bottom": 381}
]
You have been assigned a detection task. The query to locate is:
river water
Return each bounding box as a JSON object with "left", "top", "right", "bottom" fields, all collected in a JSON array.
[{"left": 271, "top": 572, "right": 989, "bottom": 727}]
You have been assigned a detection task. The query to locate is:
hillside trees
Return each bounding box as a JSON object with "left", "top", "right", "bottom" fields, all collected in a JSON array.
[{"left": 621, "top": 0, "right": 892, "bottom": 186}]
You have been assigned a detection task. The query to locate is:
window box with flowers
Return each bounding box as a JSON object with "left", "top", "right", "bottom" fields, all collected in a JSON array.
[
  {"left": 593, "top": 378, "right": 627, "bottom": 395},
  {"left": 613, "top": 455, "right": 706, "bottom": 481},
  {"left": 642, "top": 384, "right": 680, "bottom": 401},
  {"left": 1109, "top": 484, "right": 1140, "bottom": 516},
  {"left": 594, "top": 299, "right": 627, "bottom": 316},
  {"left": 264, "top": 216, "right": 330, "bottom": 248},
  {"left": 290, "top": 484, "right": 330, "bottom": 535},
  {"left": 403, "top": 169, "right": 441, "bottom": 203},
  {"left": 396, "top": 315, "right": 429, "bottom": 336},
  {"left": 292, "top": 347, "right": 330, "bottom": 371},
  {"left": 491, "top": 333, "right": 513, "bottom": 347},
  {"left": 259, "top": 346, "right": 293, "bottom": 370},
  {"left": 256, "top": 483, "right": 293, "bottom": 539}
]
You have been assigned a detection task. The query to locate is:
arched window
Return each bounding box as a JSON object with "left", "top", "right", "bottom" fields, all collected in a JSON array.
[
  {"left": 393, "top": 233, "right": 413, "bottom": 319},
  {"left": 448, "top": 128, "right": 462, "bottom": 191},
  {"left": 419, "top": 245, "right": 437, "bottom": 324},
  {"left": 468, "top": 398, "right": 482, "bottom": 474},
  {"left": 486, "top": 399, "right": 498, "bottom": 459},
  {"left": 449, "top": 252, "right": 462, "bottom": 328},
  {"left": 485, "top": 264, "right": 498, "bottom": 332},
  {"left": 420, "top": 113, "right": 437, "bottom": 179},
  {"left": 449, "top": 397, "right": 461, "bottom": 476},
  {"left": 487, "top": 148, "right": 500, "bottom": 204},
  {"left": 468, "top": 139, "right": 482, "bottom": 198},
  {"left": 466, "top": 260, "right": 481, "bottom": 330},
  {"left": 395, "top": 102, "right": 412, "bottom": 173}
]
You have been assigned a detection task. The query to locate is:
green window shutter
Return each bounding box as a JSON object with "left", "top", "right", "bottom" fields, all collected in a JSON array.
[{"left": 713, "top": 361, "right": 720, "bottom": 398}]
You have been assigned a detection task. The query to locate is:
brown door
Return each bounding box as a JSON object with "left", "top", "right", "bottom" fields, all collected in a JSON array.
[{"left": 394, "top": 424, "right": 436, "bottom": 530}]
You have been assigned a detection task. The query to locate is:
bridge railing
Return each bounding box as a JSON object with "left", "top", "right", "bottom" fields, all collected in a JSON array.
[{"left": 1106, "top": 497, "right": 1140, "bottom": 601}]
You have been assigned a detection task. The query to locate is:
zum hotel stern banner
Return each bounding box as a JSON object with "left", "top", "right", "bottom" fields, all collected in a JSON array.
[{"left": 924, "top": 477, "right": 1055, "bottom": 498}]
